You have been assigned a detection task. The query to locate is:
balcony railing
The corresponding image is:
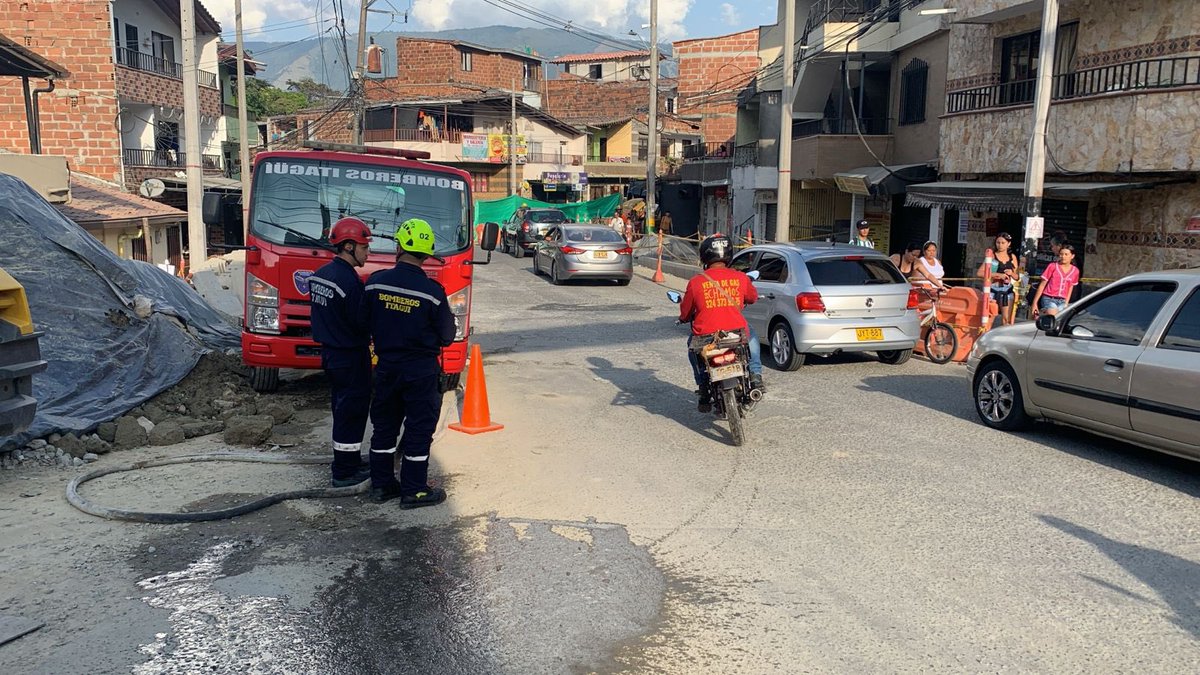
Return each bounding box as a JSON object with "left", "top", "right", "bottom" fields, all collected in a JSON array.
[
  {"left": 947, "top": 56, "right": 1200, "bottom": 114},
  {"left": 586, "top": 154, "right": 636, "bottom": 163},
  {"left": 115, "top": 48, "right": 217, "bottom": 87},
  {"left": 732, "top": 143, "right": 757, "bottom": 167},
  {"left": 802, "top": 0, "right": 893, "bottom": 39},
  {"left": 793, "top": 117, "right": 892, "bottom": 138},
  {"left": 123, "top": 148, "right": 223, "bottom": 171},
  {"left": 683, "top": 142, "right": 734, "bottom": 160},
  {"left": 526, "top": 152, "right": 584, "bottom": 165},
  {"left": 363, "top": 127, "right": 464, "bottom": 143}
]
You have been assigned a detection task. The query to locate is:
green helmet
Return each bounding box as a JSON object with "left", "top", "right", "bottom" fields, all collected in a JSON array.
[{"left": 395, "top": 218, "right": 435, "bottom": 256}]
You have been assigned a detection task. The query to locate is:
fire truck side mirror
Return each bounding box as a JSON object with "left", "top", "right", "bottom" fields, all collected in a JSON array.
[{"left": 480, "top": 222, "right": 500, "bottom": 252}]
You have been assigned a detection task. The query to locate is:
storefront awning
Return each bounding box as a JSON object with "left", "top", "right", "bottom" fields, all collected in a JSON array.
[
  {"left": 834, "top": 163, "right": 937, "bottom": 198},
  {"left": 905, "top": 180, "right": 1167, "bottom": 213}
]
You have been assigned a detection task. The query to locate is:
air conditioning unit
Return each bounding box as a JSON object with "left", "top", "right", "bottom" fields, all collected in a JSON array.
[{"left": 631, "top": 64, "right": 648, "bottom": 80}]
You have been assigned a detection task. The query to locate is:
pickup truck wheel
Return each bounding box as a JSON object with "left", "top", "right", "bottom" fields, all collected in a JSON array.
[{"left": 249, "top": 366, "right": 280, "bottom": 393}]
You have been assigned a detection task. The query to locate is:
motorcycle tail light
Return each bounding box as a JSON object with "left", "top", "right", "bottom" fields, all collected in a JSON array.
[{"left": 708, "top": 350, "right": 737, "bottom": 366}]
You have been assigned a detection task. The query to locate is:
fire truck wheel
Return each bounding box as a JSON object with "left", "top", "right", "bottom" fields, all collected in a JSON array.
[{"left": 250, "top": 366, "right": 280, "bottom": 393}]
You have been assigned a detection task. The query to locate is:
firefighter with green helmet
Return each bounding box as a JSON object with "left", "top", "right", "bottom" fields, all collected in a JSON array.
[{"left": 361, "top": 218, "right": 455, "bottom": 507}]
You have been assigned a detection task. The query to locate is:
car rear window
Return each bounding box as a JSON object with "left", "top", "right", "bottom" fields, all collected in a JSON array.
[
  {"left": 566, "top": 228, "right": 625, "bottom": 243},
  {"left": 806, "top": 257, "right": 905, "bottom": 285},
  {"left": 529, "top": 211, "right": 566, "bottom": 223}
]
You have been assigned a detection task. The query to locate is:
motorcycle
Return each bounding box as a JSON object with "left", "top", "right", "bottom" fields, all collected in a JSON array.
[{"left": 668, "top": 275, "right": 762, "bottom": 447}]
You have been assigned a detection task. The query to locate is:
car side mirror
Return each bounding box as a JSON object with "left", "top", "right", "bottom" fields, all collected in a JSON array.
[
  {"left": 1035, "top": 314, "right": 1056, "bottom": 332},
  {"left": 747, "top": 270, "right": 760, "bottom": 281},
  {"left": 666, "top": 291, "right": 682, "bottom": 304},
  {"left": 479, "top": 222, "right": 499, "bottom": 252}
]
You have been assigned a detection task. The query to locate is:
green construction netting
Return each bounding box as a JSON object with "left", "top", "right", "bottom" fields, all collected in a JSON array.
[{"left": 473, "top": 194, "right": 622, "bottom": 225}]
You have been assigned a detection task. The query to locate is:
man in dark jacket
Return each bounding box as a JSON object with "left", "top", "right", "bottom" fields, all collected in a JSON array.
[
  {"left": 309, "top": 217, "right": 373, "bottom": 487},
  {"left": 362, "top": 218, "right": 456, "bottom": 507}
]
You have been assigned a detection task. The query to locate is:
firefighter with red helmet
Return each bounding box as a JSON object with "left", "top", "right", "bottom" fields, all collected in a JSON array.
[{"left": 309, "top": 217, "right": 373, "bottom": 487}]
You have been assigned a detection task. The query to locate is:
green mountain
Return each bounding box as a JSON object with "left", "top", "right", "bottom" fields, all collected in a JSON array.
[{"left": 245, "top": 25, "right": 675, "bottom": 92}]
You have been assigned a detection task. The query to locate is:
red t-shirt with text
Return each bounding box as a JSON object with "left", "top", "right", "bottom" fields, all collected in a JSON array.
[{"left": 679, "top": 267, "right": 758, "bottom": 335}]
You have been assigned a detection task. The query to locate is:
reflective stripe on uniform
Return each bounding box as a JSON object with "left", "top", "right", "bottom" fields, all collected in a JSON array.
[
  {"left": 403, "top": 454, "right": 429, "bottom": 462},
  {"left": 371, "top": 446, "right": 397, "bottom": 454},
  {"left": 365, "top": 283, "right": 442, "bottom": 306},
  {"left": 309, "top": 276, "right": 347, "bottom": 297},
  {"left": 333, "top": 441, "right": 361, "bottom": 453}
]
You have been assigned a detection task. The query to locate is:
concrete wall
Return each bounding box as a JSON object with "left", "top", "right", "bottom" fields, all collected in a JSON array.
[
  {"left": 891, "top": 32, "right": 948, "bottom": 166},
  {"left": 792, "top": 135, "right": 895, "bottom": 180}
]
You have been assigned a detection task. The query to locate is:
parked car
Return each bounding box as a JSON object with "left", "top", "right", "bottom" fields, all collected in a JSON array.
[
  {"left": 501, "top": 208, "right": 567, "bottom": 257},
  {"left": 967, "top": 269, "right": 1200, "bottom": 460},
  {"left": 731, "top": 242, "right": 921, "bottom": 370},
  {"left": 533, "top": 225, "right": 633, "bottom": 285}
]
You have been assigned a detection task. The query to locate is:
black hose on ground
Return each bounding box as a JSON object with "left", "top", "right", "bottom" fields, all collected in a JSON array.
[{"left": 65, "top": 453, "right": 370, "bottom": 524}]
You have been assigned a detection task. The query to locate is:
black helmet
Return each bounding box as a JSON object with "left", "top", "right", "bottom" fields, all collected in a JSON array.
[{"left": 699, "top": 234, "right": 732, "bottom": 267}]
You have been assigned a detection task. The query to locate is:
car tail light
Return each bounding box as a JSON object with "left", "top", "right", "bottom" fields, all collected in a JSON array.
[
  {"left": 560, "top": 245, "right": 585, "bottom": 255},
  {"left": 842, "top": 255, "right": 864, "bottom": 261},
  {"left": 616, "top": 246, "right": 633, "bottom": 255},
  {"left": 708, "top": 349, "right": 737, "bottom": 366},
  {"left": 796, "top": 292, "right": 826, "bottom": 312},
  {"left": 522, "top": 221, "right": 530, "bottom": 231},
  {"left": 907, "top": 288, "right": 920, "bottom": 309}
]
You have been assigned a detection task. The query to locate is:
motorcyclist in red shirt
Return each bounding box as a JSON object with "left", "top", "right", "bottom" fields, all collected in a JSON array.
[{"left": 679, "top": 234, "right": 764, "bottom": 412}]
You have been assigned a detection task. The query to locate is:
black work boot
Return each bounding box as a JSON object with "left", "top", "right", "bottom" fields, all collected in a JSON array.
[
  {"left": 749, "top": 373, "right": 765, "bottom": 393},
  {"left": 400, "top": 486, "right": 447, "bottom": 510},
  {"left": 369, "top": 482, "right": 404, "bottom": 504},
  {"left": 331, "top": 465, "right": 371, "bottom": 488},
  {"left": 697, "top": 388, "right": 713, "bottom": 413}
]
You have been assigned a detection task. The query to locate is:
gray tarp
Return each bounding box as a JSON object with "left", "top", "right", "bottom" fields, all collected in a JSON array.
[{"left": 0, "top": 174, "right": 240, "bottom": 450}]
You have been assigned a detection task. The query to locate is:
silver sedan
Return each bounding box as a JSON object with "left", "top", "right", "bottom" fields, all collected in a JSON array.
[
  {"left": 967, "top": 269, "right": 1200, "bottom": 461},
  {"left": 532, "top": 225, "right": 633, "bottom": 286}
]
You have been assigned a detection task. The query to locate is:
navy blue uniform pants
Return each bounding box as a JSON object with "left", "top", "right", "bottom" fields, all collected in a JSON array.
[
  {"left": 368, "top": 367, "right": 442, "bottom": 494},
  {"left": 323, "top": 348, "right": 372, "bottom": 480}
]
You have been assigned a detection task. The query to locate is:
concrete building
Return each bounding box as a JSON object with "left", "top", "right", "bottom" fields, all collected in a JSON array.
[
  {"left": 551, "top": 50, "right": 657, "bottom": 83},
  {"left": 917, "top": 0, "right": 1200, "bottom": 280}
]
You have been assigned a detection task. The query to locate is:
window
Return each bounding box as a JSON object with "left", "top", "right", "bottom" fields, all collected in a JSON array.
[
  {"left": 636, "top": 135, "right": 648, "bottom": 161},
  {"left": 1000, "top": 22, "right": 1078, "bottom": 105},
  {"left": 471, "top": 172, "right": 489, "bottom": 193},
  {"left": 806, "top": 258, "right": 905, "bottom": 286},
  {"left": 755, "top": 253, "right": 789, "bottom": 283},
  {"left": 154, "top": 120, "right": 179, "bottom": 153},
  {"left": 124, "top": 24, "right": 139, "bottom": 52},
  {"left": 1062, "top": 282, "right": 1177, "bottom": 346},
  {"left": 730, "top": 252, "right": 756, "bottom": 273},
  {"left": 666, "top": 97, "right": 677, "bottom": 114},
  {"left": 460, "top": 50, "right": 472, "bottom": 72},
  {"left": 151, "top": 32, "right": 176, "bottom": 75},
  {"left": 1160, "top": 289, "right": 1200, "bottom": 353},
  {"left": 899, "top": 59, "right": 928, "bottom": 125},
  {"left": 588, "top": 63, "right": 603, "bottom": 79},
  {"left": 523, "top": 62, "right": 539, "bottom": 83}
]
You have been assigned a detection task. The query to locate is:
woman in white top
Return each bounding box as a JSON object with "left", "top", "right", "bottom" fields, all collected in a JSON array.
[{"left": 913, "top": 241, "right": 947, "bottom": 290}]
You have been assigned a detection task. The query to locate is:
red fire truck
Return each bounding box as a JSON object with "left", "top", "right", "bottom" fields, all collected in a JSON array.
[{"left": 241, "top": 141, "right": 497, "bottom": 392}]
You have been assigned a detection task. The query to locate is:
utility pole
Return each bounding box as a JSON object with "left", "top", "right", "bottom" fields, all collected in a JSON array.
[
  {"left": 645, "top": 0, "right": 659, "bottom": 235},
  {"left": 776, "top": 0, "right": 795, "bottom": 242},
  {"left": 235, "top": 0, "right": 251, "bottom": 242},
  {"left": 509, "top": 79, "right": 517, "bottom": 196},
  {"left": 181, "top": 0, "right": 206, "bottom": 272},
  {"left": 352, "top": 0, "right": 371, "bottom": 145},
  {"left": 1023, "top": 0, "right": 1059, "bottom": 256}
]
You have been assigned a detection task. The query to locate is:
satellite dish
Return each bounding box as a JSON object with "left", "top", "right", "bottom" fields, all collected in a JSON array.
[{"left": 139, "top": 178, "right": 165, "bottom": 198}]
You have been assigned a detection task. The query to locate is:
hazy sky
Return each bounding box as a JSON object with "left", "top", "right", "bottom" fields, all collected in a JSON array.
[{"left": 207, "top": 0, "right": 779, "bottom": 47}]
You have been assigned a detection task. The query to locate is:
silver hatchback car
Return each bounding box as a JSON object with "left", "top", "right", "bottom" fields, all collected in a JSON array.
[
  {"left": 967, "top": 269, "right": 1200, "bottom": 461},
  {"left": 731, "top": 243, "right": 921, "bottom": 370}
]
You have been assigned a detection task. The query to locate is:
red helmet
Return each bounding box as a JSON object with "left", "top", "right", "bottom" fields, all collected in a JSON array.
[{"left": 329, "top": 217, "right": 372, "bottom": 246}]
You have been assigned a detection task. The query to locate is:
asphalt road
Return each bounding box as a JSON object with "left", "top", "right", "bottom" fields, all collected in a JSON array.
[{"left": 2, "top": 248, "right": 1198, "bottom": 673}]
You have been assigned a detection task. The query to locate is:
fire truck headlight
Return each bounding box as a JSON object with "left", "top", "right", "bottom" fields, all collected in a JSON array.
[
  {"left": 249, "top": 306, "right": 280, "bottom": 333},
  {"left": 246, "top": 273, "right": 280, "bottom": 333},
  {"left": 448, "top": 287, "right": 470, "bottom": 341},
  {"left": 247, "top": 273, "right": 279, "bottom": 307}
]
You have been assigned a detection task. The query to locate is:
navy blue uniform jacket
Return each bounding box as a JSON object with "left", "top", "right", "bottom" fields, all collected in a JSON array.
[
  {"left": 309, "top": 257, "right": 368, "bottom": 352},
  {"left": 363, "top": 262, "right": 456, "bottom": 377}
]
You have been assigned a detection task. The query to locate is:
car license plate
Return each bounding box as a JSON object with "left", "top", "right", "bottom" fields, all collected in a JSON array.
[
  {"left": 593, "top": 250, "right": 608, "bottom": 259},
  {"left": 710, "top": 364, "right": 744, "bottom": 381},
  {"left": 856, "top": 328, "right": 884, "bottom": 341}
]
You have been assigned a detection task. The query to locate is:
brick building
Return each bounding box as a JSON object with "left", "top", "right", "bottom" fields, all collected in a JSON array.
[
  {"left": 674, "top": 28, "right": 760, "bottom": 151},
  {"left": 0, "top": 0, "right": 223, "bottom": 188},
  {"left": 365, "top": 37, "right": 543, "bottom": 104}
]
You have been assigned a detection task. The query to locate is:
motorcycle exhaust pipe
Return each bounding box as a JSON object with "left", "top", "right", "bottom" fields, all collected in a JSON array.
[{"left": 748, "top": 388, "right": 763, "bottom": 402}]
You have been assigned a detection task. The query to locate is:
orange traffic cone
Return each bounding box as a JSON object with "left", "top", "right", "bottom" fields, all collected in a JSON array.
[{"left": 449, "top": 344, "right": 504, "bottom": 435}]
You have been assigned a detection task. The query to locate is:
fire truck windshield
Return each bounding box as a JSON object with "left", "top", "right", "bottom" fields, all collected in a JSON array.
[{"left": 249, "top": 157, "right": 471, "bottom": 255}]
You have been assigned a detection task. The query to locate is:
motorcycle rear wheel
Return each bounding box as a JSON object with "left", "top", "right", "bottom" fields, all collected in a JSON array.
[{"left": 722, "top": 388, "right": 746, "bottom": 447}]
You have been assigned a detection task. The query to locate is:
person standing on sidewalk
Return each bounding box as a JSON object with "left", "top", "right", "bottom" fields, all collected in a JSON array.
[
  {"left": 309, "top": 217, "right": 373, "bottom": 488},
  {"left": 977, "top": 232, "right": 1019, "bottom": 325},
  {"left": 362, "top": 219, "right": 456, "bottom": 507},
  {"left": 849, "top": 220, "right": 875, "bottom": 248},
  {"left": 1032, "top": 244, "right": 1081, "bottom": 318}
]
